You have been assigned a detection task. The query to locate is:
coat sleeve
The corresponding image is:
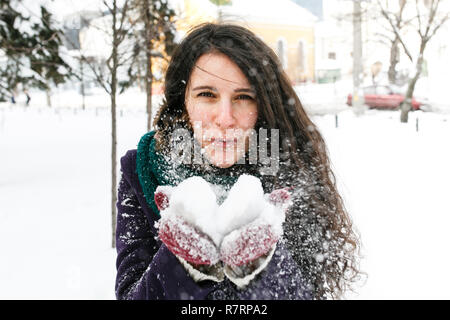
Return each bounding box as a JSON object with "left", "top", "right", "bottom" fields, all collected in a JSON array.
[
  {"left": 236, "top": 241, "right": 313, "bottom": 299},
  {"left": 114, "top": 150, "right": 216, "bottom": 300}
]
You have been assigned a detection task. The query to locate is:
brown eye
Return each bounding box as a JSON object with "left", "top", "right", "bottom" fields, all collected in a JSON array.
[
  {"left": 198, "top": 92, "right": 215, "bottom": 98},
  {"left": 236, "top": 94, "right": 253, "bottom": 100}
]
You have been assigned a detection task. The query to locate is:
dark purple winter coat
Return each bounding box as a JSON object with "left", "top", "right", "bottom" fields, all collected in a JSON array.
[{"left": 115, "top": 135, "right": 312, "bottom": 300}]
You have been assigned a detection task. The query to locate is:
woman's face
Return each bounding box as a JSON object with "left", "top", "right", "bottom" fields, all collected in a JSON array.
[{"left": 185, "top": 52, "right": 258, "bottom": 168}]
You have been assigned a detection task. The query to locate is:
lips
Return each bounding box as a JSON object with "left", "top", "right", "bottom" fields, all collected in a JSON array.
[{"left": 210, "top": 137, "right": 238, "bottom": 144}]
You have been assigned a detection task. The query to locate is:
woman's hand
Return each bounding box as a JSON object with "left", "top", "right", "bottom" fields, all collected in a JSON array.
[
  {"left": 219, "top": 218, "right": 279, "bottom": 267},
  {"left": 157, "top": 214, "right": 220, "bottom": 265},
  {"left": 154, "top": 188, "right": 220, "bottom": 266},
  {"left": 155, "top": 182, "right": 292, "bottom": 286}
]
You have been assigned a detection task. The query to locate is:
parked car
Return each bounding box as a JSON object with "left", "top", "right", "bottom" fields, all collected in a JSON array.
[{"left": 346, "top": 85, "right": 428, "bottom": 111}]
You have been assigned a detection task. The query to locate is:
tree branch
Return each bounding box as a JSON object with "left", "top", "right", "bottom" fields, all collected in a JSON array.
[
  {"left": 415, "top": 0, "right": 423, "bottom": 38},
  {"left": 426, "top": 11, "right": 450, "bottom": 43},
  {"left": 79, "top": 54, "right": 110, "bottom": 93},
  {"left": 376, "top": 0, "right": 413, "bottom": 62}
]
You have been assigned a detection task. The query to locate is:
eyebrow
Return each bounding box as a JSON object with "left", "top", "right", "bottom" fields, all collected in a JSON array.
[{"left": 192, "top": 86, "right": 255, "bottom": 94}]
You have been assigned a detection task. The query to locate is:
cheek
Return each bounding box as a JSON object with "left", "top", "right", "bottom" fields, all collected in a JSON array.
[
  {"left": 187, "top": 103, "right": 213, "bottom": 123},
  {"left": 186, "top": 104, "right": 215, "bottom": 145},
  {"left": 236, "top": 107, "right": 258, "bottom": 130}
]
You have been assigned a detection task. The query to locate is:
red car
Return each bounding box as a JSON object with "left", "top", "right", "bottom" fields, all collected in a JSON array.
[{"left": 347, "top": 85, "right": 423, "bottom": 110}]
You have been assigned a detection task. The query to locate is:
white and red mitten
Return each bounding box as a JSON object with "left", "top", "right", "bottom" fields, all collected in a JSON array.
[
  {"left": 154, "top": 187, "right": 220, "bottom": 266},
  {"left": 219, "top": 218, "right": 279, "bottom": 267},
  {"left": 220, "top": 187, "right": 291, "bottom": 266},
  {"left": 219, "top": 187, "right": 292, "bottom": 287}
]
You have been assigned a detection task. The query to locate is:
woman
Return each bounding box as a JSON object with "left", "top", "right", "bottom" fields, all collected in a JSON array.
[{"left": 115, "top": 23, "right": 361, "bottom": 300}]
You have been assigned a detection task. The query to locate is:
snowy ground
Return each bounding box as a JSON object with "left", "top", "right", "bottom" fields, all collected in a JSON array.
[
  {"left": 0, "top": 102, "right": 148, "bottom": 299},
  {"left": 1, "top": 87, "right": 450, "bottom": 299},
  {"left": 316, "top": 109, "right": 450, "bottom": 299}
]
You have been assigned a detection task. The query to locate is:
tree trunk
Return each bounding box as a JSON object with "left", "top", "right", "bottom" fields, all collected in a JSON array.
[
  {"left": 111, "top": 83, "right": 117, "bottom": 249},
  {"left": 146, "top": 57, "right": 153, "bottom": 131},
  {"left": 80, "top": 58, "right": 86, "bottom": 110},
  {"left": 143, "top": 0, "right": 153, "bottom": 132},
  {"left": 110, "top": 0, "right": 119, "bottom": 249},
  {"left": 137, "top": 63, "right": 143, "bottom": 92},
  {"left": 46, "top": 87, "right": 52, "bottom": 108},
  {"left": 388, "top": 0, "right": 406, "bottom": 85},
  {"left": 400, "top": 54, "right": 423, "bottom": 123},
  {"left": 388, "top": 37, "right": 400, "bottom": 84}
]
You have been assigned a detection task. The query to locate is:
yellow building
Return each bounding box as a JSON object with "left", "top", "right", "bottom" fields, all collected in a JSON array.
[{"left": 172, "top": 0, "right": 317, "bottom": 83}]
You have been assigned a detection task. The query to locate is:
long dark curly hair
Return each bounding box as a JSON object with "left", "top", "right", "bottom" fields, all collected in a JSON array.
[{"left": 153, "top": 23, "right": 362, "bottom": 299}]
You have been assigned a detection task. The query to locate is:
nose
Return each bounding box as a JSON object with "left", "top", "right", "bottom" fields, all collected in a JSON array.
[{"left": 214, "top": 99, "right": 236, "bottom": 129}]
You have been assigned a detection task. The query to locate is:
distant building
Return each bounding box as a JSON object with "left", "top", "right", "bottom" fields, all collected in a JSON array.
[
  {"left": 174, "top": 0, "right": 318, "bottom": 83},
  {"left": 66, "top": 0, "right": 320, "bottom": 85},
  {"left": 313, "top": 0, "right": 365, "bottom": 84}
]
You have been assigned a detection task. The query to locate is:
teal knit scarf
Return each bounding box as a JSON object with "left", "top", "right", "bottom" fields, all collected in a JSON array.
[{"left": 136, "top": 130, "right": 266, "bottom": 218}]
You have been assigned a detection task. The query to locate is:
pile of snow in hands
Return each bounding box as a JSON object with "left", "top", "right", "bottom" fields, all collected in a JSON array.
[{"left": 155, "top": 174, "right": 290, "bottom": 248}]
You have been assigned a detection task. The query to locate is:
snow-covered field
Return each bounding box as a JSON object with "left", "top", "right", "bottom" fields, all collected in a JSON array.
[
  {"left": 316, "top": 110, "right": 450, "bottom": 299},
  {"left": 1, "top": 90, "right": 450, "bottom": 299},
  {"left": 0, "top": 103, "right": 147, "bottom": 299}
]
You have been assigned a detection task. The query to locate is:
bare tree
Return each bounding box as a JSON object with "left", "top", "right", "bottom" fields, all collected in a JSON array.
[
  {"left": 372, "top": 1, "right": 414, "bottom": 85},
  {"left": 66, "top": 0, "right": 176, "bottom": 247},
  {"left": 386, "top": 0, "right": 408, "bottom": 84},
  {"left": 378, "top": 0, "right": 449, "bottom": 123},
  {"left": 74, "top": 0, "right": 132, "bottom": 248}
]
